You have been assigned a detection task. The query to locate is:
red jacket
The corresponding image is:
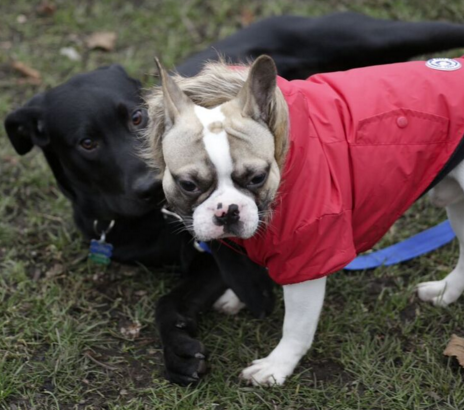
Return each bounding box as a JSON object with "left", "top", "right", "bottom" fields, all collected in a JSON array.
[{"left": 232, "top": 58, "right": 464, "bottom": 285}]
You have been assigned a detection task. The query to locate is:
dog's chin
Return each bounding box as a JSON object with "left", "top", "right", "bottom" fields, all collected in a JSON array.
[{"left": 193, "top": 226, "right": 258, "bottom": 242}]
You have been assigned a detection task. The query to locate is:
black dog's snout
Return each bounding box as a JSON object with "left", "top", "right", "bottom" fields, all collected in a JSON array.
[
  {"left": 214, "top": 204, "right": 240, "bottom": 226},
  {"left": 134, "top": 178, "right": 161, "bottom": 202}
]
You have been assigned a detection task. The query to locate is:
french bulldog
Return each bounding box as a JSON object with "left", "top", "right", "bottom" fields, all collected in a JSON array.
[{"left": 144, "top": 55, "right": 464, "bottom": 385}]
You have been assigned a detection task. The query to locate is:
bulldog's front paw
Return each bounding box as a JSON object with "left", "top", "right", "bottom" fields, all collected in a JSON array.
[
  {"left": 240, "top": 357, "right": 294, "bottom": 386},
  {"left": 417, "top": 279, "right": 462, "bottom": 307}
]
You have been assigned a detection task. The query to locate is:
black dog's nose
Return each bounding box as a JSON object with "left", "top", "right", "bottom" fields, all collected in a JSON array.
[
  {"left": 214, "top": 204, "right": 240, "bottom": 226},
  {"left": 135, "top": 178, "right": 161, "bottom": 202}
]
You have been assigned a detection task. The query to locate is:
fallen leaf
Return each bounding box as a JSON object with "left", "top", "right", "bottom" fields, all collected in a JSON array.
[
  {"left": 37, "top": 1, "right": 56, "bottom": 16},
  {"left": 16, "top": 78, "right": 42, "bottom": 86},
  {"left": 3, "top": 156, "right": 19, "bottom": 165},
  {"left": 0, "top": 41, "right": 12, "bottom": 50},
  {"left": 12, "top": 61, "right": 42, "bottom": 84},
  {"left": 443, "top": 334, "right": 464, "bottom": 367},
  {"left": 60, "top": 47, "right": 81, "bottom": 61},
  {"left": 240, "top": 8, "right": 255, "bottom": 26},
  {"left": 427, "top": 391, "right": 441, "bottom": 401},
  {"left": 17, "top": 14, "right": 27, "bottom": 24},
  {"left": 120, "top": 266, "right": 138, "bottom": 277},
  {"left": 45, "top": 263, "right": 64, "bottom": 278},
  {"left": 32, "top": 268, "right": 42, "bottom": 281},
  {"left": 92, "top": 271, "right": 106, "bottom": 283},
  {"left": 85, "top": 31, "right": 117, "bottom": 51},
  {"left": 120, "top": 320, "right": 142, "bottom": 340},
  {"left": 83, "top": 350, "right": 118, "bottom": 370}
]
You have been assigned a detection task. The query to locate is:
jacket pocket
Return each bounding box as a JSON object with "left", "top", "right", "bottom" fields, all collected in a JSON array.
[{"left": 355, "top": 108, "right": 449, "bottom": 145}]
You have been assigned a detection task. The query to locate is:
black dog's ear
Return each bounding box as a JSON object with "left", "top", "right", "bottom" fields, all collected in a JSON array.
[
  {"left": 109, "top": 64, "right": 143, "bottom": 89},
  {"left": 108, "top": 63, "right": 126, "bottom": 73},
  {"left": 4, "top": 102, "right": 48, "bottom": 155}
]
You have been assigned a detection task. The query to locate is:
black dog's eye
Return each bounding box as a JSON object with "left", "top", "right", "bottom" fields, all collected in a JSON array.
[
  {"left": 248, "top": 173, "right": 267, "bottom": 188},
  {"left": 131, "top": 109, "right": 143, "bottom": 126},
  {"left": 178, "top": 180, "right": 198, "bottom": 193},
  {"left": 80, "top": 138, "right": 98, "bottom": 151}
]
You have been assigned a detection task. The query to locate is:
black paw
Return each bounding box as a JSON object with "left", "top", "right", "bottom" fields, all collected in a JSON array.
[{"left": 163, "top": 328, "right": 208, "bottom": 385}]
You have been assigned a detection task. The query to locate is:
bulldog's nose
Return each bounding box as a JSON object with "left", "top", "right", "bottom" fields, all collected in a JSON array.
[{"left": 214, "top": 203, "right": 240, "bottom": 226}]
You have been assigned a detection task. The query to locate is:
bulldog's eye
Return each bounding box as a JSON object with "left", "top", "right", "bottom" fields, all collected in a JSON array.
[
  {"left": 178, "top": 180, "right": 198, "bottom": 193},
  {"left": 248, "top": 173, "right": 267, "bottom": 188},
  {"left": 131, "top": 109, "right": 143, "bottom": 126},
  {"left": 80, "top": 138, "right": 98, "bottom": 151}
]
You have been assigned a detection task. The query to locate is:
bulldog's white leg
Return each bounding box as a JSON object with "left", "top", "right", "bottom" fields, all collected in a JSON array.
[
  {"left": 418, "top": 169, "right": 464, "bottom": 306},
  {"left": 241, "top": 277, "right": 326, "bottom": 386},
  {"left": 213, "top": 289, "right": 245, "bottom": 315},
  {"left": 428, "top": 177, "right": 463, "bottom": 208}
]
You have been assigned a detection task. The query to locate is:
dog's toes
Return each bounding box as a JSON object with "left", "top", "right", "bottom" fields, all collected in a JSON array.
[
  {"left": 213, "top": 289, "right": 246, "bottom": 315},
  {"left": 416, "top": 280, "right": 447, "bottom": 302},
  {"left": 165, "top": 355, "right": 207, "bottom": 386},
  {"left": 240, "top": 361, "right": 262, "bottom": 380},
  {"left": 240, "top": 358, "right": 289, "bottom": 386},
  {"left": 416, "top": 280, "right": 460, "bottom": 306},
  {"left": 163, "top": 331, "right": 208, "bottom": 385},
  {"left": 431, "top": 295, "right": 450, "bottom": 307}
]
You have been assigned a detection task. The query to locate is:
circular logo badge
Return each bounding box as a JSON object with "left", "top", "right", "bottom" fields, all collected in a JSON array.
[{"left": 426, "top": 58, "right": 461, "bottom": 71}]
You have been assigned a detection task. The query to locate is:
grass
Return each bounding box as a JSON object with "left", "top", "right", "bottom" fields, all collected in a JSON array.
[{"left": 1, "top": 0, "right": 464, "bottom": 409}]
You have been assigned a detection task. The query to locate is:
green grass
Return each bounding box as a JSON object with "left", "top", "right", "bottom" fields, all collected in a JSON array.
[{"left": 1, "top": 1, "right": 464, "bottom": 409}]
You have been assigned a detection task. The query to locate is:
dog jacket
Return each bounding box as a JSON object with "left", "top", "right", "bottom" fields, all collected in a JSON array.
[{"left": 231, "top": 58, "right": 464, "bottom": 285}]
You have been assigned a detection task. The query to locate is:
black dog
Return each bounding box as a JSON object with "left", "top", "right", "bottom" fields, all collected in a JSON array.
[
  {"left": 5, "top": 63, "right": 273, "bottom": 386},
  {"left": 6, "top": 12, "right": 464, "bottom": 385},
  {"left": 177, "top": 12, "right": 464, "bottom": 78}
]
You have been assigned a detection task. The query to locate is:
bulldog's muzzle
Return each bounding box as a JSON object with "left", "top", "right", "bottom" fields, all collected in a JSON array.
[{"left": 213, "top": 203, "right": 240, "bottom": 226}]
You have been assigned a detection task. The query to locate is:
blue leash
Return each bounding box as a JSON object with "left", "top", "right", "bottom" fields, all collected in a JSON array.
[
  {"left": 344, "top": 220, "right": 454, "bottom": 270},
  {"left": 199, "top": 220, "right": 455, "bottom": 270}
]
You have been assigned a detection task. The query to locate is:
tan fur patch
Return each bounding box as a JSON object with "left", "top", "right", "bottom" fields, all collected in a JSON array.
[{"left": 208, "top": 121, "right": 223, "bottom": 134}]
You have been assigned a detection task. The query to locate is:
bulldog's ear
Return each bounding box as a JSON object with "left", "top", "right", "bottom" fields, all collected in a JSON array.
[
  {"left": 4, "top": 99, "right": 48, "bottom": 155},
  {"left": 155, "top": 58, "right": 194, "bottom": 131},
  {"left": 237, "top": 55, "right": 277, "bottom": 123}
]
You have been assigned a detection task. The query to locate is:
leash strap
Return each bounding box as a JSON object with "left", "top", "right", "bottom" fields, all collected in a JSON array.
[
  {"left": 344, "top": 220, "right": 455, "bottom": 270},
  {"left": 198, "top": 220, "right": 455, "bottom": 270}
]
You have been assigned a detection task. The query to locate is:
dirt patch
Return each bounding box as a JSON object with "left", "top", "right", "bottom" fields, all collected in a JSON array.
[
  {"left": 366, "top": 276, "right": 397, "bottom": 298},
  {"left": 399, "top": 302, "right": 419, "bottom": 323},
  {"left": 299, "top": 357, "right": 354, "bottom": 388}
]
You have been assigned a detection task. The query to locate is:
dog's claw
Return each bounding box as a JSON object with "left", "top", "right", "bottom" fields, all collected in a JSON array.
[
  {"left": 240, "top": 357, "right": 291, "bottom": 386},
  {"left": 162, "top": 326, "right": 208, "bottom": 386}
]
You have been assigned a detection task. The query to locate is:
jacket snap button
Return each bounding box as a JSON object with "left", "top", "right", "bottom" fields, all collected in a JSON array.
[{"left": 397, "top": 116, "right": 408, "bottom": 128}]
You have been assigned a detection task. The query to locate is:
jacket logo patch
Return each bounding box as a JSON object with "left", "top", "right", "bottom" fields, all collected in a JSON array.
[{"left": 426, "top": 58, "right": 461, "bottom": 71}]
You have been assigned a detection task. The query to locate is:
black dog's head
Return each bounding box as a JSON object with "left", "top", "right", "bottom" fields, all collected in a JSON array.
[{"left": 4, "top": 65, "right": 162, "bottom": 220}]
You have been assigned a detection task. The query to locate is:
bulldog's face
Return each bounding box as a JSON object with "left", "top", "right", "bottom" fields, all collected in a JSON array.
[{"left": 156, "top": 56, "right": 283, "bottom": 241}]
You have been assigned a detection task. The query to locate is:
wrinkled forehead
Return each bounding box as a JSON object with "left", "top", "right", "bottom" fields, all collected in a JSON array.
[
  {"left": 193, "top": 104, "right": 273, "bottom": 174},
  {"left": 162, "top": 103, "right": 274, "bottom": 176},
  {"left": 220, "top": 102, "right": 275, "bottom": 167},
  {"left": 162, "top": 105, "right": 228, "bottom": 174},
  {"left": 161, "top": 109, "right": 205, "bottom": 172}
]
